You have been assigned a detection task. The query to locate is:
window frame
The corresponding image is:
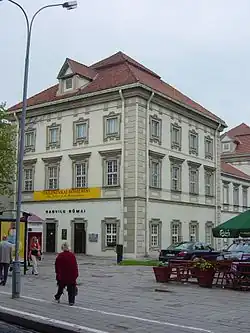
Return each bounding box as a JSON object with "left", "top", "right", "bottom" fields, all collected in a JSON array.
[
  {"left": 42, "top": 156, "right": 62, "bottom": 190},
  {"left": 204, "top": 135, "right": 213, "bottom": 160},
  {"left": 64, "top": 77, "right": 73, "bottom": 91},
  {"left": 204, "top": 168, "right": 215, "bottom": 197},
  {"left": 101, "top": 217, "right": 120, "bottom": 251},
  {"left": 233, "top": 184, "right": 240, "bottom": 207},
  {"left": 188, "top": 161, "right": 201, "bottom": 195},
  {"left": 99, "top": 150, "right": 121, "bottom": 188},
  {"left": 149, "top": 115, "right": 162, "bottom": 144},
  {"left": 46, "top": 123, "right": 61, "bottom": 150},
  {"left": 22, "top": 159, "right": 37, "bottom": 192},
  {"left": 24, "top": 129, "right": 36, "bottom": 153},
  {"left": 223, "top": 182, "right": 230, "bottom": 205},
  {"left": 73, "top": 118, "right": 89, "bottom": 145},
  {"left": 69, "top": 152, "right": 91, "bottom": 189},
  {"left": 149, "top": 219, "right": 162, "bottom": 250},
  {"left": 171, "top": 123, "right": 182, "bottom": 151},
  {"left": 189, "top": 221, "right": 199, "bottom": 242},
  {"left": 205, "top": 221, "right": 214, "bottom": 247},
  {"left": 171, "top": 220, "right": 182, "bottom": 244},
  {"left": 169, "top": 156, "right": 184, "bottom": 193},
  {"left": 103, "top": 113, "right": 121, "bottom": 141},
  {"left": 189, "top": 129, "right": 199, "bottom": 155}
]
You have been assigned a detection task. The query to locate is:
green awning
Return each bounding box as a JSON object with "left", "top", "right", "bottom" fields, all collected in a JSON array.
[{"left": 212, "top": 210, "right": 250, "bottom": 238}]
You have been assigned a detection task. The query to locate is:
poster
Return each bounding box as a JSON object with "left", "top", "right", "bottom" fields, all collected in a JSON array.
[{"left": 0, "top": 221, "right": 25, "bottom": 261}]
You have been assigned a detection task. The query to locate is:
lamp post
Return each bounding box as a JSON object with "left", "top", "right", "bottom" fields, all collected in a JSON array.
[{"left": 1, "top": 0, "right": 77, "bottom": 299}]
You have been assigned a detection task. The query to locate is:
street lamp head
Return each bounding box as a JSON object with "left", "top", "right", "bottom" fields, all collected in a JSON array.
[{"left": 62, "top": 1, "right": 77, "bottom": 10}]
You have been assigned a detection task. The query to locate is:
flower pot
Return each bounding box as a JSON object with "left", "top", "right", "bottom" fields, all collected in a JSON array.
[
  {"left": 191, "top": 267, "right": 201, "bottom": 279},
  {"left": 153, "top": 266, "right": 170, "bottom": 283},
  {"left": 198, "top": 269, "right": 215, "bottom": 288}
]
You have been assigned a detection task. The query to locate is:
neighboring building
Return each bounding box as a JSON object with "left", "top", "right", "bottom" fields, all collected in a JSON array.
[
  {"left": 221, "top": 123, "right": 250, "bottom": 175},
  {"left": 9, "top": 51, "right": 227, "bottom": 257}
]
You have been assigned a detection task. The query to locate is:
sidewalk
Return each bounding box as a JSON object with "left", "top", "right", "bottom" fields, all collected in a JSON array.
[{"left": 0, "top": 256, "right": 249, "bottom": 333}]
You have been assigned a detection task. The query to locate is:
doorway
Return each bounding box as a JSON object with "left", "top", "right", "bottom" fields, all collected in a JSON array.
[
  {"left": 74, "top": 223, "right": 86, "bottom": 254},
  {"left": 46, "top": 222, "right": 56, "bottom": 252}
]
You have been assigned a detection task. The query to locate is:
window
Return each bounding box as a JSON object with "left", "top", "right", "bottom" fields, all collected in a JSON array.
[
  {"left": 73, "top": 119, "right": 89, "bottom": 145},
  {"left": 205, "top": 170, "right": 214, "bottom": 196},
  {"left": 223, "top": 182, "right": 229, "bottom": 204},
  {"left": 103, "top": 114, "right": 120, "bottom": 141},
  {"left": 149, "top": 220, "right": 162, "bottom": 249},
  {"left": 171, "top": 164, "right": 181, "bottom": 191},
  {"left": 243, "top": 187, "right": 248, "bottom": 207},
  {"left": 222, "top": 142, "right": 230, "bottom": 152},
  {"left": 47, "top": 166, "right": 59, "bottom": 190},
  {"left": 205, "top": 222, "right": 214, "bottom": 246},
  {"left": 101, "top": 218, "right": 120, "bottom": 251},
  {"left": 23, "top": 168, "right": 33, "bottom": 191},
  {"left": 105, "top": 159, "right": 118, "bottom": 186},
  {"left": 75, "top": 162, "right": 87, "bottom": 188},
  {"left": 46, "top": 123, "right": 61, "bottom": 149},
  {"left": 233, "top": 185, "right": 239, "bottom": 206},
  {"left": 171, "top": 221, "right": 182, "bottom": 244},
  {"left": 205, "top": 136, "right": 213, "bottom": 159},
  {"left": 150, "top": 159, "right": 161, "bottom": 188},
  {"left": 24, "top": 130, "right": 35, "bottom": 151},
  {"left": 189, "top": 130, "right": 199, "bottom": 155},
  {"left": 171, "top": 123, "right": 182, "bottom": 150},
  {"left": 65, "top": 78, "right": 73, "bottom": 90},
  {"left": 150, "top": 115, "right": 162, "bottom": 144},
  {"left": 189, "top": 167, "right": 199, "bottom": 195},
  {"left": 189, "top": 222, "right": 199, "bottom": 242}
]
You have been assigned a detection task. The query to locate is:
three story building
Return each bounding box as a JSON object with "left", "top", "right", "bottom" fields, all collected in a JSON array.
[{"left": 10, "top": 52, "right": 227, "bottom": 256}]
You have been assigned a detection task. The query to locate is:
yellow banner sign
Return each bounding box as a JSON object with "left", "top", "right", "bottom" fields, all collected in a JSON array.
[
  {"left": 33, "top": 187, "right": 101, "bottom": 201},
  {"left": 0, "top": 221, "right": 25, "bottom": 261}
]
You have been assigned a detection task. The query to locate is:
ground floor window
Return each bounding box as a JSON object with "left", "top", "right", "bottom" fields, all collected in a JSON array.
[
  {"left": 101, "top": 218, "right": 120, "bottom": 251},
  {"left": 149, "top": 219, "right": 162, "bottom": 249}
]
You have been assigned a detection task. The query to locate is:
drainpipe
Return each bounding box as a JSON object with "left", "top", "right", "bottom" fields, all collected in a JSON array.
[
  {"left": 13, "top": 112, "right": 20, "bottom": 215},
  {"left": 215, "top": 122, "right": 222, "bottom": 249},
  {"left": 145, "top": 91, "right": 154, "bottom": 257},
  {"left": 119, "top": 90, "right": 125, "bottom": 248}
]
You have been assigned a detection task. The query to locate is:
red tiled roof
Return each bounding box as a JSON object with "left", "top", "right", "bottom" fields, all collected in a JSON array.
[
  {"left": 67, "top": 58, "right": 97, "bottom": 80},
  {"left": 8, "top": 51, "right": 225, "bottom": 123},
  {"left": 221, "top": 162, "right": 250, "bottom": 180},
  {"left": 222, "top": 123, "right": 250, "bottom": 155}
]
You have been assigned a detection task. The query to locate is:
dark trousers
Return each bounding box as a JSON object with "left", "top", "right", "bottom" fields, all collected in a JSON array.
[
  {"left": 0, "top": 263, "right": 10, "bottom": 284},
  {"left": 55, "top": 282, "right": 76, "bottom": 304}
]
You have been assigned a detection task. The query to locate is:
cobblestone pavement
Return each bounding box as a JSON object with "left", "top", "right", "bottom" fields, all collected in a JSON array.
[{"left": 0, "top": 255, "right": 249, "bottom": 333}]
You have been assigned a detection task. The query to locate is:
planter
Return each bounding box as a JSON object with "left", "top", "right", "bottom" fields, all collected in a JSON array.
[
  {"left": 153, "top": 266, "right": 170, "bottom": 283},
  {"left": 191, "top": 267, "right": 201, "bottom": 279},
  {"left": 198, "top": 269, "right": 215, "bottom": 288}
]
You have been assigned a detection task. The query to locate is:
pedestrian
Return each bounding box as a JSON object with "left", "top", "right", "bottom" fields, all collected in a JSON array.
[
  {"left": 0, "top": 235, "right": 13, "bottom": 286},
  {"left": 30, "top": 236, "right": 41, "bottom": 275},
  {"left": 54, "top": 242, "right": 78, "bottom": 306}
]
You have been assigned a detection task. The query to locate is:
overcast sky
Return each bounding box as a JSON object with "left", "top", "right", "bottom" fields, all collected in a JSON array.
[{"left": 1, "top": 0, "right": 250, "bottom": 129}]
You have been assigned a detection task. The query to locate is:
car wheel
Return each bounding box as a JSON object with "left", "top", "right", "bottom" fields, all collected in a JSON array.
[{"left": 191, "top": 255, "right": 198, "bottom": 261}]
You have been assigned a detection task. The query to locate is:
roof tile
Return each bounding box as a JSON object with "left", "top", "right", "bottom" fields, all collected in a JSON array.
[{"left": 221, "top": 161, "right": 250, "bottom": 180}]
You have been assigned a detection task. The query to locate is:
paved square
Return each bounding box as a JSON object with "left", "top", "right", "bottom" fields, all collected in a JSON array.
[{"left": 0, "top": 255, "right": 249, "bottom": 333}]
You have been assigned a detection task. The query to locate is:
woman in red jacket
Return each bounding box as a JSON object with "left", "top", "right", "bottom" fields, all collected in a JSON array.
[{"left": 54, "top": 242, "right": 78, "bottom": 306}]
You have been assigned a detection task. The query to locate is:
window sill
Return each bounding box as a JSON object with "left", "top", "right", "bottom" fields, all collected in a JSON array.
[
  {"left": 205, "top": 194, "right": 215, "bottom": 198},
  {"left": 171, "top": 189, "right": 182, "bottom": 194},
  {"left": 102, "top": 185, "right": 120, "bottom": 189},
  {"left": 149, "top": 186, "right": 162, "bottom": 191},
  {"left": 102, "top": 246, "right": 116, "bottom": 252},
  {"left": 22, "top": 190, "right": 34, "bottom": 193},
  {"left": 189, "top": 192, "right": 199, "bottom": 196}
]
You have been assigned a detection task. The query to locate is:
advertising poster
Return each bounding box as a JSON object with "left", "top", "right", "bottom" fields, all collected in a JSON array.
[{"left": 0, "top": 221, "right": 26, "bottom": 261}]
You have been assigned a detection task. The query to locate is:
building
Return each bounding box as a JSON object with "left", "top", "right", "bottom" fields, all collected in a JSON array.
[{"left": 9, "top": 51, "right": 227, "bottom": 257}]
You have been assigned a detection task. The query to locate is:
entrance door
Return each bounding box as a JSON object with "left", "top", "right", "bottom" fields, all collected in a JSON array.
[
  {"left": 74, "top": 223, "right": 86, "bottom": 254},
  {"left": 46, "top": 223, "right": 56, "bottom": 252}
]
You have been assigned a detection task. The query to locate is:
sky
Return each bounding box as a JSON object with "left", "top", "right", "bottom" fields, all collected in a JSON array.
[{"left": 1, "top": 0, "right": 250, "bottom": 130}]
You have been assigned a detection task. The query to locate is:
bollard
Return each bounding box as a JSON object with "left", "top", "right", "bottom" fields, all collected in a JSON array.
[{"left": 116, "top": 244, "right": 123, "bottom": 264}]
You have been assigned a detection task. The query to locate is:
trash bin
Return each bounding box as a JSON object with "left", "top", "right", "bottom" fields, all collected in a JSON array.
[{"left": 116, "top": 244, "right": 123, "bottom": 264}]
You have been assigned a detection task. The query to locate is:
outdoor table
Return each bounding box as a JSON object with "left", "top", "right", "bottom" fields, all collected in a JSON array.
[
  {"left": 230, "top": 261, "right": 250, "bottom": 290},
  {"left": 214, "top": 260, "right": 233, "bottom": 288},
  {"left": 168, "top": 260, "right": 193, "bottom": 283}
]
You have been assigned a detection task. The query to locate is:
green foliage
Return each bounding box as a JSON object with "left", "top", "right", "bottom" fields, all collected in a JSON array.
[
  {"left": 119, "top": 259, "right": 159, "bottom": 266},
  {"left": 0, "top": 103, "right": 16, "bottom": 196}
]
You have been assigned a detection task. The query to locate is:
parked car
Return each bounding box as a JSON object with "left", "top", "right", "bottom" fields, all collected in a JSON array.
[
  {"left": 217, "top": 242, "right": 250, "bottom": 261},
  {"left": 159, "top": 241, "right": 220, "bottom": 262}
]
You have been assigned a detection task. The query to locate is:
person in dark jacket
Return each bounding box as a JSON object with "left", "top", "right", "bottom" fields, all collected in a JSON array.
[{"left": 54, "top": 242, "right": 78, "bottom": 306}]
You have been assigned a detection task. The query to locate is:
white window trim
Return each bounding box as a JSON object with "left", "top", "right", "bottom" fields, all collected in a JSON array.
[
  {"left": 149, "top": 219, "right": 162, "bottom": 250},
  {"left": 69, "top": 153, "right": 91, "bottom": 189},
  {"left": 222, "top": 142, "right": 231, "bottom": 152},
  {"left": 169, "top": 156, "right": 184, "bottom": 193},
  {"left": 243, "top": 186, "right": 248, "bottom": 208},
  {"left": 171, "top": 220, "right": 182, "bottom": 244},
  {"left": 205, "top": 221, "right": 214, "bottom": 247},
  {"left": 189, "top": 221, "right": 199, "bottom": 242},
  {"left": 64, "top": 77, "right": 73, "bottom": 91},
  {"left": 42, "top": 156, "right": 62, "bottom": 190},
  {"left": 101, "top": 217, "right": 120, "bottom": 251},
  {"left": 204, "top": 135, "right": 213, "bottom": 160},
  {"left": 188, "top": 166, "right": 200, "bottom": 195},
  {"left": 223, "top": 182, "right": 230, "bottom": 205},
  {"left": 22, "top": 159, "right": 37, "bottom": 192},
  {"left": 99, "top": 150, "right": 121, "bottom": 188},
  {"left": 24, "top": 129, "right": 36, "bottom": 153},
  {"left": 233, "top": 184, "right": 240, "bottom": 207},
  {"left": 204, "top": 168, "right": 215, "bottom": 197}
]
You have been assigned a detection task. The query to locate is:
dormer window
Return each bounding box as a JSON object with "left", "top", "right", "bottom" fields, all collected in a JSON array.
[
  {"left": 65, "top": 78, "right": 73, "bottom": 91},
  {"left": 222, "top": 142, "right": 230, "bottom": 152}
]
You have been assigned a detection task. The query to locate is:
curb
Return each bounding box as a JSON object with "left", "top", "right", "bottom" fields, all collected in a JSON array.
[{"left": 0, "top": 309, "right": 78, "bottom": 333}]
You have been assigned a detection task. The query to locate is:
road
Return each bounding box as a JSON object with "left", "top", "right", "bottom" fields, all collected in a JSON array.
[
  {"left": 0, "top": 321, "right": 35, "bottom": 332},
  {"left": 0, "top": 255, "right": 249, "bottom": 333}
]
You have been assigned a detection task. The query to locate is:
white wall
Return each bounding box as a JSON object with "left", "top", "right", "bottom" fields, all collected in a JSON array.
[{"left": 22, "top": 200, "right": 121, "bottom": 256}]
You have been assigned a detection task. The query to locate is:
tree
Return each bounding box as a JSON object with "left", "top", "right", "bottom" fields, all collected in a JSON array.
[{"left": 0, "top": 103, "right": 16, "bottom": 196}]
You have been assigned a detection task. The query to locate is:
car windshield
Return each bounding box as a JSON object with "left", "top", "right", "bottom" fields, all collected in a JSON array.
[
  {"left": 167, "top": 242, "right": 193, "bottom": 250},
  {"left": 228, "top": 243, "right": 250, "bottom": 253}
]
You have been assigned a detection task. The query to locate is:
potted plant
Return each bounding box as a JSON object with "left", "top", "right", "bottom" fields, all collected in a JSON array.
[
  {"left": 153, "top": 261, "right": 171, "bottom": 283},
  {"left": 192, "top": 258, "right": 215, "bottom": 288}
]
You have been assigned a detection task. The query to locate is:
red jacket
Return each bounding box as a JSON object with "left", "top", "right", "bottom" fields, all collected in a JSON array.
[{"left": 55, "top": 251, "right": 78, "bottom": 285}]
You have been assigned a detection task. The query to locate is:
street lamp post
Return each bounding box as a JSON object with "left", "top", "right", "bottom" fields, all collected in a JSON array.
[{"left": 1, "top": 0, "right": 77, "bottom": 299}]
